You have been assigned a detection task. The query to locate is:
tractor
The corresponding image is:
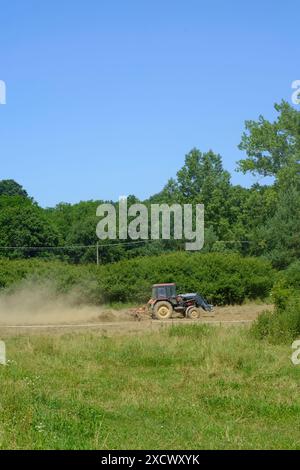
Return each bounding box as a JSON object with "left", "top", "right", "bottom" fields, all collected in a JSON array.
[{"left": 148, "top": 283, "right": 213, "bottom": 320}]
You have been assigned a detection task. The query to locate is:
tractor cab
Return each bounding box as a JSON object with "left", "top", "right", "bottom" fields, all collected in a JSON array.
[{"left": 152, "top": 283, "right": 176, "bottom": 300}]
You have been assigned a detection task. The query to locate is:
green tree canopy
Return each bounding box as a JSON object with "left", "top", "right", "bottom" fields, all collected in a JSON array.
[
  {"left": 0, "top": 179, "right": 29, "bottom": 198},
  {"left": 0, "top": 196, "right": 59, "bottom": 258},
  {"left": 238, "top": 101, "right": 300, "bottom": 177},
  {"left": 176, "top": 148, "right": 231, "bottom": 202}
]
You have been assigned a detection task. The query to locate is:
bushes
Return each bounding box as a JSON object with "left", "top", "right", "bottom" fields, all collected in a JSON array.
[
  {"left": 0, "top": 253, "right": 274, "bottom": 306},
  {"left": 0, "top": 259, "right": 43, "bottom": 288},
  {"left": 275, "top": 261, "right": 300, "bottom": 291},
  {"left": 251, "top": 294, "right": 300, "bottom": 344},
  {"left": 0, "top": 259, "right": 100, "bottom": 304},
  {"left": 251, "top": 287, "right": 300, "bottom": 344},
  {"left": 251, "top": 262, "right": 300, "bottom": 343},
  {"left": 96, "top": 252, "right": 275, "bottom": 304}
]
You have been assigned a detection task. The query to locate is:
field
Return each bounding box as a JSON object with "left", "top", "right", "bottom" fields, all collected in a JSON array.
[{"left": 1, "top": 310, "right": 300, "bottom": 450}]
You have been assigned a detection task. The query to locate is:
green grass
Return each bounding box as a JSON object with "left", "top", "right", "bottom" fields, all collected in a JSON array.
[{"left": 1, "top": 325, "right": 300, "bottom": 449}]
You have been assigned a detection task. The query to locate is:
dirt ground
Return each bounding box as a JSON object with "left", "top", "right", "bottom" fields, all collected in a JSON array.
[
  {"left": 0, "top": 302, "right": 273, "bottom": 337},
  {"left": 203, "top": 303, "right": 273, "bottom": 322}
]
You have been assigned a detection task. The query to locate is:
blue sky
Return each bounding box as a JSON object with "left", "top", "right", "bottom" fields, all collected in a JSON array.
[{"left": 0, "top": 0, "right": 299, "bottom": 207}]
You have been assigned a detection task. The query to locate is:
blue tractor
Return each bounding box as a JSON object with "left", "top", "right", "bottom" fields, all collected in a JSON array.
[{"left": 148, "top": 283, "right": 213, "bottom": 320}]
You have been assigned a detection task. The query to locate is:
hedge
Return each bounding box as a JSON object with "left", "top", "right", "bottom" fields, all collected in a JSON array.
[
  {"left": 96, "top": 252, "right": 275, "bottom": 305},
  {"left": 0, "top": 252, "right": 275, "bottom": 306}
]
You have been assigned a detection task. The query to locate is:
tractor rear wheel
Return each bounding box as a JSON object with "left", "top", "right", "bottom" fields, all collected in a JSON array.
[
  {"left": 154, "top": 301, "right": 173, "bottom": 320},
  {"left": 186, "top": 306, "right": 201, "bottom": 319}
]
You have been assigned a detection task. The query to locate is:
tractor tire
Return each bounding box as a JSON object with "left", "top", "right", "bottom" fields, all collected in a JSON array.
[
  {"left": 186, "top": 306, "right": 201, "bottom": 320},
  {"left": 154, "top": 301, "right": 173, "bottom": 320}
]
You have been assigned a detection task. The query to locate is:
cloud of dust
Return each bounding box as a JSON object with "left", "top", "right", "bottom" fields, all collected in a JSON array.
[{"left": 0, "top": 280, "right": 131, "bottom": 325}]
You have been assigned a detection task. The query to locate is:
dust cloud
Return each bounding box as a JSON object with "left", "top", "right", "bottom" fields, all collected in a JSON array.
[{"left": 0, "top": 281, "right": 132, "bottom": 325}]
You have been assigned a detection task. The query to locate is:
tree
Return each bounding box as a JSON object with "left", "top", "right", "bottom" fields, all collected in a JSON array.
[
  {"left": 255, "top": 186, "right": 300, "bottom": 268},
  {"left": 253, "top": 160, "right": 300, "bottom": 268},
  {"left": 238, "top": 101, "right": 300, "bottom": 177},
  {"left": 176, "top": 149, "right": 231, "bottom": 201},
  {"left": 149, "top": 178, "right": 180, "bottom": 204},
  {"left": 0, "top": 196, "right": 59, "bottom": 258},
  {"left": 46, "top": 200, "right": 130, "bottom": 263},
  {"left": 0, "top": 179, "right": 29, "bottom": 198},
  {"left": 175, "top": 149, "right": 234, "bottom": 238}
]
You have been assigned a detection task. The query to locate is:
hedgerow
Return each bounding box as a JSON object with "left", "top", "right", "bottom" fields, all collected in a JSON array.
[
  {"left": 96, "top": 252, "right": 275, "bottom": 304},
  {"left": 0, "top": 252, "right": 275, "bottom": 305}
]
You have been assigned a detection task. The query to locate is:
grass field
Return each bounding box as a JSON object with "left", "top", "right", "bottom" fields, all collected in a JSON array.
[{"left": 1, "top": 324, "right": 300, "bottom": 449}]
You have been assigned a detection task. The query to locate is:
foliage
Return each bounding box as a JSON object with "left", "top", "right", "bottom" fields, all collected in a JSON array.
[
  {"left": 238, "top": 101, "right": 300, "bottom": 177},
  {"left": 251, "top": 261, "right": 300, "bottom": 343},
  {"left": 0, "top": 179, "right": 29, "bottom": 198},
  {"left": 0, "top": 101, "right": 299, "bottom": 268},
  {"left": 96, "top": 252, "right": 274, "bottom": 304},
  {"left": 0, "top": 253, "right": 274, "bottom": 306},
  {"left": 276, "top": 261, "right": 300, "bottom": 290},
  {"left": 0, "top": 259, "right": 100, "bottom": 304},
  {"left": 0, "top": 196, "right": 59, "bottom": 258},
  {"left": 251, "top": 294, "right": 300, "bottom": 344}
]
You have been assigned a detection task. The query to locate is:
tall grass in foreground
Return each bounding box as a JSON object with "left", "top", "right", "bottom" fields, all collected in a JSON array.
[{"left": 1, "top": 325, "right": 300, "bottom": 450}]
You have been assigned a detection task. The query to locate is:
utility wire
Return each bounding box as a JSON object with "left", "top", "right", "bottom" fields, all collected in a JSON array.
[
  {"left": 0, "top": 239, "right": 259, "bottom": 251},
  {"left": 0, "top": 240, "right": 159, "bottom": 250}
]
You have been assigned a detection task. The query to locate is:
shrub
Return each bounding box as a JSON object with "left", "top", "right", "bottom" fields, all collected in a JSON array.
[
  {"left": 96, "top": 252, "right": 275, "bottom": 305},
  {"left": 251, "top": 310, "right": 274, "bottom": 341},
  {"left": 275, "top": 261, "right": 300, "bottom": 291},
  {"left": 0, "top": 258, "right": 101, "bottom": 304},
  {"left": 0, "top": 253, "right": 275, "bottom": 306},
  {"left": 251, "top": 291, "right": 300, "bottom": 344}
]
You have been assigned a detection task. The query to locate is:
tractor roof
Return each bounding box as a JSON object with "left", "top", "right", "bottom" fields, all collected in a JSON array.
[{"left": 152, "top": 283, "right": 176, "bottom": 287}]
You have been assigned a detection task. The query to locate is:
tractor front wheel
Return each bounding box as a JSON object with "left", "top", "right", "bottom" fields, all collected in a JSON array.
[
  {"left": 186, "top": 306, "right": 201, "bottom": 320},
  {"left": 154, "top": 301, "right": 173, "bottom": 320}
]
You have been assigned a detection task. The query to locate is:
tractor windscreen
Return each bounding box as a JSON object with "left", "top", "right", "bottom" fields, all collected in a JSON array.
[
  {"left": 152, "top": 284, "right": 176, "bottom": 299},
  {"left": 153, "top": 287, "right": 165, "bottom": 298}
]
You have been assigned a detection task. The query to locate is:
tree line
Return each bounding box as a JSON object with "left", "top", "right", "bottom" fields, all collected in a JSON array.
[{"left": 0, "top": 100, "right": 299, "bottom": 269}]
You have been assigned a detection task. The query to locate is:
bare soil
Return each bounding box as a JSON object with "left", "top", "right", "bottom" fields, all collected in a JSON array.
[
  {"left": 203, "top": 303, "right": 273, "bottom": 322},
  {"left": 0, "top": 302, "right": 273, "bottom": 336}
]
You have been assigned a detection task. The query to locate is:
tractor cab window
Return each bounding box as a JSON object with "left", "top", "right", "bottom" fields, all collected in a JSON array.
[
  {"left": 152, "top": 285, "right": 176, "bottom": 299},
  {"left": 166, "top": 285, "right": 176, "bottom": 298},
  {"left": 155, "top": 287, "right": 166, "bottom": 298}
]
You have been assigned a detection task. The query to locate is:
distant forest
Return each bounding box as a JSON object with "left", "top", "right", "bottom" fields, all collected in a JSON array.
[{"left": 0, "top": 100, "right": 299, "bottom": 269}]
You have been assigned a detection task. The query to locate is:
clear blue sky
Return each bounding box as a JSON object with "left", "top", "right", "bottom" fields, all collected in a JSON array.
[{"left": 0, "top": 0, "right": 299, "bottom": 207}]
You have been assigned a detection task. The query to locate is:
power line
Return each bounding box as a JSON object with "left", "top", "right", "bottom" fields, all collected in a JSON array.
[
  {"left": 0, "top": 239, "right": 259, "bottom": 251},
  {"left": 0, "top": 239, "right": 159, "bottom": 251}
]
